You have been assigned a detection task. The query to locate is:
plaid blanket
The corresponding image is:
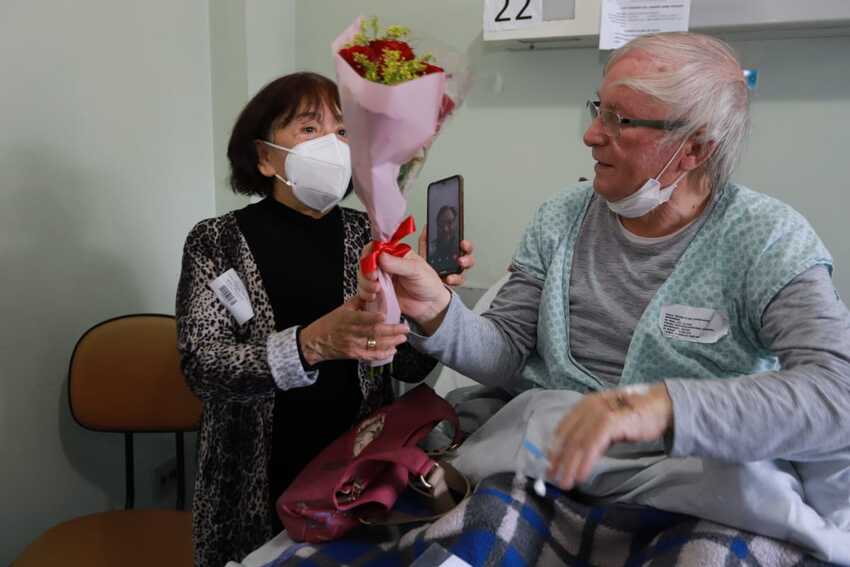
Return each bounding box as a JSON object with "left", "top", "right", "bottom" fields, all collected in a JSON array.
[{"left": 260, "top": 473, "right": 836, "bottom": 567}]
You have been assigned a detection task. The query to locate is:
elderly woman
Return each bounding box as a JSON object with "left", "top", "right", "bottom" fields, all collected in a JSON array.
[
  {"left": 176, "top": 72, "right": 473, "bottom": 567},
  {"left": 359, "top": 33, "right": 850, "bottom": 559}
]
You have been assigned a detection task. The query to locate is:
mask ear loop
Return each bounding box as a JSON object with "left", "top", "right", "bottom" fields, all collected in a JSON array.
[
  {"left": 261, "top": 140, "right": 293, "bottom": 153},
  {"left": 654, "top": 136, "right": 690, "bottom": 182},
  {"left": 654, "top": 141, "right": 691, "bottom": 206},
  {"left": 260, "top": 141, "right": 296, "bottom": 187},
  {"left": 274, "top": 173, "right": 295, "bottom": 188}
]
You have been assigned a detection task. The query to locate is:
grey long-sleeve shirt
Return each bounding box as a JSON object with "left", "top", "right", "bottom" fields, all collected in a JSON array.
[{"left": 410, "top": 196, "right": 850, "bottom": 464}]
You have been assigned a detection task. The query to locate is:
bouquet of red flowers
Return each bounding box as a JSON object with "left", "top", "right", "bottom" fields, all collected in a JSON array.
[
  {"left": 338, "top": 18, "right": 456, "bottom": 123},
  {"left": 333, "top": 17, "right": 468, "bottom": 366}
]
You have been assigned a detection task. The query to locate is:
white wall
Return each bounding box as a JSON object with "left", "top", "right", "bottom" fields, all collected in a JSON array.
[
  {"left": 211, "top": 0, "right": 296, "bottom": 215},
  {"left": 0, "top": 1, "right": 215, "bottom": 562},
  {"left": 293, "top": 2, "right": 850, "bottom": 296},
  {"left": 245, "top": 0, "right": 296, "bottom": 96},
  {"left": 210, "top": 0, "right": 250, "bottom": 215}
]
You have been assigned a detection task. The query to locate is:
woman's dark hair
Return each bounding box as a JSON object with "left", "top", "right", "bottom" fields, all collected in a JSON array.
[
  {"left": 437, "top": 205, "right": 458, "bottom": 222},
  {"left": 227, "top": 72, "right": 343, "bottom": 197}
]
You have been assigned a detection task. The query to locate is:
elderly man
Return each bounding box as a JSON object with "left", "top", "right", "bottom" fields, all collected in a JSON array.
[{"left": 359, "top": 32, "right": 850, "bottom": 559}]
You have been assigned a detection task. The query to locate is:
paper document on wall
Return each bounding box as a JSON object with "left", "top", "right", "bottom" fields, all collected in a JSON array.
[{"left": 599, "top": 0, "right": 691, "bottom": 50}]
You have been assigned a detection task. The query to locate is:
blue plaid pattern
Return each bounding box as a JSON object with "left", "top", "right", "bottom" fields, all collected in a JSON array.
[{"left": 262, "top": 474, "right": 836, "bottom": 567}]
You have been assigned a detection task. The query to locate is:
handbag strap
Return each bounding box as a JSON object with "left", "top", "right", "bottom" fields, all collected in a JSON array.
[
  {"left": 337, "top": 446, "right": 434, "bottom": 492},
  {"left": 359, "top": 460, "right": 471, "bottom": 526},
  {"left": 398, "top": 385, "right": 464, "bottom": 448}
]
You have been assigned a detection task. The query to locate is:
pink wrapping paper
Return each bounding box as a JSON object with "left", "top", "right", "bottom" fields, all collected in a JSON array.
[{"left": 332, "top": 17, "right": 448, "bottom": 365}]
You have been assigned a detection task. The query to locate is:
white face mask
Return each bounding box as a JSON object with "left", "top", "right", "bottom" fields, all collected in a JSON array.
[
  {"left": 606, "top": 139, "right": 688, "bottom": 219},
  {"left": 263, "top": 134, "right": 352, "bottom": 213}
]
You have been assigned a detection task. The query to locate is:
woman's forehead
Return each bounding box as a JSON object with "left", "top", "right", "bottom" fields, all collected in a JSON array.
[{"left": 294, "top": 98, "right": 343, "bottom": 123}]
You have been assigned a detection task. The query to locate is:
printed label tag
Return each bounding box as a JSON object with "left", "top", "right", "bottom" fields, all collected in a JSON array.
[
  {"left": 659, "top": 304, "right": 728, "bottom": 344},
  {"left": 209, "top": 268, "right": 254, "bottom": 325}
]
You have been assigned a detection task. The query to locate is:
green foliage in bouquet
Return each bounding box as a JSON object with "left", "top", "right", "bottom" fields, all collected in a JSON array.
[{"left": 339, "top": 16, "right": 444, "bottom": 87}]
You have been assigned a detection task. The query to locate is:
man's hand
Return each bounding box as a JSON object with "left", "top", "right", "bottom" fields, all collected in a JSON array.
[
  {"left": 357, "top": 244, "right": 452, "bottom": 335},
  {"left": 547, "top": 383, "right": 674, "bottom": 490},
  {"left": 417, "top": 228, "right": 476, "bottom": 287}
]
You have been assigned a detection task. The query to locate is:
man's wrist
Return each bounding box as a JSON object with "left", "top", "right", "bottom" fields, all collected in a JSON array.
[
  {"left": 649, "top": 383, "right": 674, "bottom": 430},
  {"left": 416, "top": 287, "right": 453, "bottom": 336}
]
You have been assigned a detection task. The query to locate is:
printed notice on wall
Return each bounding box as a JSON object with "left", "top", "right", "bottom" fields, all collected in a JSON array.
[{"left": 599, "top": 0, "right": 691, "bottom": 50}]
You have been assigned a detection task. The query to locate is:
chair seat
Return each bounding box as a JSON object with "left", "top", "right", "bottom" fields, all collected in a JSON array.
[{"left": 15, "top": 509, "right": 192, "bottom": 567}]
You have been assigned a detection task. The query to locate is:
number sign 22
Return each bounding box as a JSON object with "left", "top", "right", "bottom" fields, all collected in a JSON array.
[
  {"left": 496, "top": 0, "right": 533, "bottom": 21},
  {"left": 484, "top": 0, "right": 542, "bottom": 31}
]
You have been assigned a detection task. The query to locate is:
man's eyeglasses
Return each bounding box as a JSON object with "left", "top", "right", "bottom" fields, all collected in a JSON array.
[{"left": 586, "top": 100, "right": 685, "bottom": 138}]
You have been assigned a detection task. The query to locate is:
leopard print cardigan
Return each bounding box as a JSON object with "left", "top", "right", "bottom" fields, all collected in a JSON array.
[{"left": 176, "top": 206, "right": 436, "bottom": 567}]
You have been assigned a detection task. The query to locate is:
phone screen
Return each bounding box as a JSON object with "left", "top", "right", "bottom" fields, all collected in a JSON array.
[{"left": 426, "top": 175, "right": 464, "bottom": 276}]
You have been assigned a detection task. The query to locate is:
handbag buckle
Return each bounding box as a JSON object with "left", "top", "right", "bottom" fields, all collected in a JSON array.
[
  {"left": 337, "top": 478, "right": 366, "bottom": 504},
  {"left": 417, "top": 462, "right": 442, "bottom": 490}
]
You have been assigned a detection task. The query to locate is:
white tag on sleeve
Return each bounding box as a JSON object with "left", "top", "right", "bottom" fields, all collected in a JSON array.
[
  {"left": 209, "top": 268, "right": 254, "bottom": 325},
  {"left": 659, "top": 304, "right": 728, "bottom": 344}
]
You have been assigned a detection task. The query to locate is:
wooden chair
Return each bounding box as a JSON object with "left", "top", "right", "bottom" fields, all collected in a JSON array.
[{"left": 14, "top": 314, "right": 202, "bottom": 566}]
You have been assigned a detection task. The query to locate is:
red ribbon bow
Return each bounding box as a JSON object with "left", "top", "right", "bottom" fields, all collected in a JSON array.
[{"left": 360, "top": 216, "right": 416, "bottom": 274}]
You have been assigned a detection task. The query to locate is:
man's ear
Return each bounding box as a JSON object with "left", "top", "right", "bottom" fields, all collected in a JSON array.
[
  {"left": 681, "top": 129, "right": 716, "bottom": 172},
  {"left": 255, "top": 140, "right": 277, "bottom": 178}
]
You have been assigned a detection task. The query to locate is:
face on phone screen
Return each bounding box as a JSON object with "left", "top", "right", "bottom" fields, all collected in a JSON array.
[{"left": 427, "top": 176, "right": 462, "bottom": 275}]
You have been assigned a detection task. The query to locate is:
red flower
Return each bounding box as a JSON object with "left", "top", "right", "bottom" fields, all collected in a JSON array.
[
  {"left": 339, "top": 45, "right": 377, "bottom": 75},
  {"left": 437, "top": 94, "right": 455, "bottom": 123},
  {"left": 338, "top": 21, "right": 448, "bottom": 85},
  {"left": 421, "top": 63, "right": 444, "bottom": 75},
  {"left": 369, "top": 39, "right": 415, "bottom": 61}
]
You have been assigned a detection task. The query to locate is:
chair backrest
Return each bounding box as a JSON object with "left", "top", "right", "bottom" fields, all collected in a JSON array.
[{"left": 69, "top": 314, "right": 202, "bottom": 432}]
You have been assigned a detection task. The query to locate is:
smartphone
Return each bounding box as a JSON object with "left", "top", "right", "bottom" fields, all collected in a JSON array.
[{"left": 426, "top": 175, "right": 464, "bottom": 276}]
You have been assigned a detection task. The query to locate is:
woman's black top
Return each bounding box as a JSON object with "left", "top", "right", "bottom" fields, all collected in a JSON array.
[{"left": 235, "top": 197, "right": 362, "bottom": 520}]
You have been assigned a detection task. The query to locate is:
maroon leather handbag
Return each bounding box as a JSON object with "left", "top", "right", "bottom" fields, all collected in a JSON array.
[{"left": 277, "top": 384, "right": 463, "bottom": 543}]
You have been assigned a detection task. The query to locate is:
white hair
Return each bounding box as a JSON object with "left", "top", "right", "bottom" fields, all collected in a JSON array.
[{"left": 605, "top": 33, "right": 751, "bottom": 190}]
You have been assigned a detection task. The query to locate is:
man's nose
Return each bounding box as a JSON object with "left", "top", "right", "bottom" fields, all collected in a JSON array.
[{"left": 583, "top": 116, "right": 607, "bottom": 147}]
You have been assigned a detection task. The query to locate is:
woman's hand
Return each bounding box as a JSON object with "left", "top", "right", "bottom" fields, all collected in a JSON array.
[
  {"left": 299, "top": 296, "right": 409, "bottom": 365},
  {"left": 417, "top": 228, "right": 476, "bottom": 287},
  {"left": 547, "top": 383, "right": 674, "bottom": 490},
  {"left": 358, "top": 244, "right": 451, "bottom": 335}
]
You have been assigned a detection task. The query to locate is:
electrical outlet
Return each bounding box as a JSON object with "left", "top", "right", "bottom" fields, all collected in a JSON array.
[{"left": 153, "top": 458, "right": 178, "bottom": 503}]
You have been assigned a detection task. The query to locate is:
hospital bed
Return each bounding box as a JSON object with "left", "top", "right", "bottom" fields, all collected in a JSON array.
[{"left": 227, "top": 275, "right": 840, "bottom": 567}]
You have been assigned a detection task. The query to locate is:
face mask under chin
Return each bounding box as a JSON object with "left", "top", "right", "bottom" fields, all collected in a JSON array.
[{"left": 605, "top": 139, "right": 688, "bottom": 218}]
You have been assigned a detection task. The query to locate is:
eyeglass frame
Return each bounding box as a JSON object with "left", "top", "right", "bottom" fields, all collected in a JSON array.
[{"left": 586, "top": 99, "right": 686, "bottom": 137}]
